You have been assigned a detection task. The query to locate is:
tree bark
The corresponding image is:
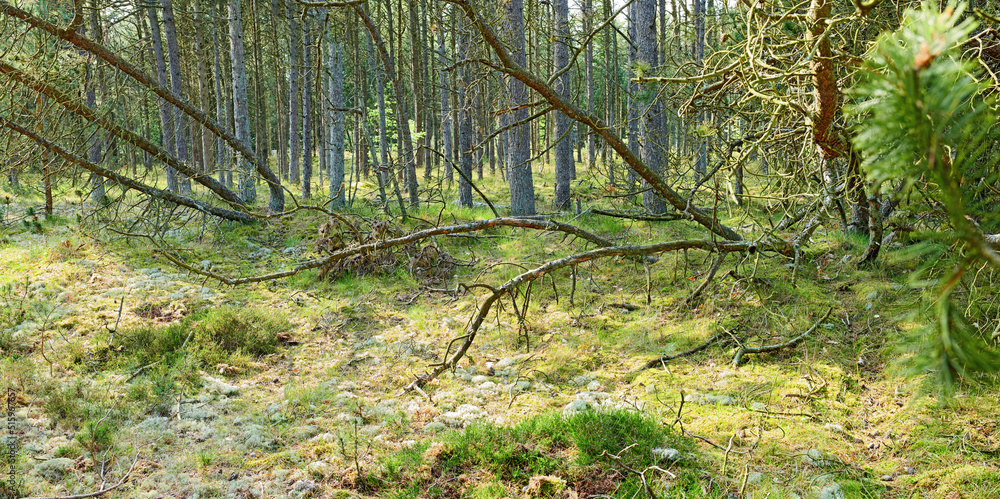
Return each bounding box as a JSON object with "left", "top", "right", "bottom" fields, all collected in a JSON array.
[
  {"left": 447, "top": 0, "right": 747, "bottom": 242},
  {"left": 230, "top": 0, "right": 256, "bottom": 203},
  {"left": 288, "top": 1, "right": 302, "bottom": 186},
  {"left": 457, "top": 15, "right": 473, "bottom": 207},
  {"left": 211, "top": 6, "right": 230, "bottom": 187},
  {"left": 0, "top": 0, "right": 284, "bottom": 210},
  {"left": 302, "top": 12, "right": 313, "bottom": 199},
  {"left": 0, "top": 115, "right": 253, "bottom": 222},
  {"left": 162, "top": 0, "right": 191, "bottom": 194},
  {"left": 553, "top": 0, "right": 572, "bottom": 210},
  {"left": 353, "top": 3, "right": 418, "bottom": 208},
  {"left": 438, "top": 29, "right": 453, "bottom": 185},
  {"left": 504, "top": 0, "right": 536, "bottom": 215},
  {"left": 146, "top": 4, "right": 177, "bottom": 193},
  {"left": 636, "top": 0, "right": 667, "bottom": 214},
  {"left": 194, "top": 0, "right": 214, "bottom": 178},
  {"left": 0, "top": 62, "right": 247, "bottom": 208},
  {"left": 328, "top": 39, "right": 346, "bottom": 206},
  {"left": 584, "top": 0, "right": 595, "bottom": 173},
  {"left": 85, "top": 0, "right": 104, "bottom": 206}
]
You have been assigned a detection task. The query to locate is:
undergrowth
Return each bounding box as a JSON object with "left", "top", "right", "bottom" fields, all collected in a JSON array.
[{"left": 375, "top": 409, "right": 699, "bottom": 497}]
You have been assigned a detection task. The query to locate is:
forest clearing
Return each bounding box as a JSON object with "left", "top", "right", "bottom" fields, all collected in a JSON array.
[{"left": 2, "top": 0, "right": 1000, "bottom": 497}]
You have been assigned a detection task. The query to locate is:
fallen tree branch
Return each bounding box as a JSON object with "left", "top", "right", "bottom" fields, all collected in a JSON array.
[
  {"left": 685, "top": 135, "right": 755, "bottom": 208},
  {"left": 731, "top": 307, "right": 833, "bottom": 367},
  {"left": 640, "top": 333, "right": 727, "bottom": 371},
  {"left": 444, "top": 0, "right": 746, "bottom": 242},
  {"left": 0, "top": 114, "right": 254, "bottom": 223},
  {"left": 0, "top": 61, "right": 249, "bottom": 211},
  {"left": 154, "top": 217, "right": 627, "bottom": 285},
  {"left": 0, "top": 0, "right": 284, "bottom": 212},
  {"left": 407, "top": 239, "right": 761, "bottom": 391},
  {"left": 600, "top": 445, "right": 676, "bottom": 498},
  {"left": 681, "top": 252, "right": 727, "bottom": 307},
  {"left": 23, "top": 452, "right": 139, "bottom": 499},
  {"left": 589, "top": 208, "right": 683, "bottom": 222}
]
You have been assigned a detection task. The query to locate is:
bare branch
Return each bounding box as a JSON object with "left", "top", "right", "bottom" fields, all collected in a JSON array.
[{"left": 0, "top": 114, "right": 254, "bottom": 223}]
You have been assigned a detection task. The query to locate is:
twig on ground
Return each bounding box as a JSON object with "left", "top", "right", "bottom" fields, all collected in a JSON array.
[
  {"left": 640, "top": 333, "right": 727, "bottom": 371},
  {"left": 23, "top": 452, "right": 139, "bottom": 499},
  {"left": 589, "top": 208, "right": 683, "bottom": 222},
  {"left": 407, "top": 239, "right": 760, "bottom": 391},
  {"left": 731, "top": 307, "right": 833, "bottom": 367},
  {"left": 600, "top": 444, "right": 676, "bottom": 499},
  {"left": 681, "top": 252, "right": 727, "bottom": 307}
]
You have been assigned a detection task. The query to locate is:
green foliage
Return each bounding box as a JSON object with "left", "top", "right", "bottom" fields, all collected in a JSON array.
[
  {"left": 567, "top": 409, "right": 688, "bottom": 469},
  {"left": 900, "top": 274, "right": 999, "bottom": 397},
  {"left": 436, "top": 409, "right": 691, "bottom": 485},
  {"left": 849, "top": 1, "right": 1000, "bottom": 397},
  {"left": 53, "top": 444, "right": 81, "bottom": 459},
  {"left": 113, "top": 305, "right": 289, "bottom": 415},
  {"left": 440, "top": 412, "right": 571, "bottom": 480},
  {"left": 117, "top": 320, "right": 189, "bottom": 367},
  {"left": 42, "top": 381, "right": 87, "bottom": 427},
  {"left": 851, "top": 1, "right": 990, "bottom": 202},
  {"left": 194, "top": 305, "right": 288, "bottom": 358},
  {"left": 76, "top": 418, "right": 116, "bottom": 456},
  {"left": 379, "top": 441, "right": 429, "bottom": 483}
]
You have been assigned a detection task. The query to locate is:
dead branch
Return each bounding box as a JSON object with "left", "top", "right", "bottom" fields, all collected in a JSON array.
[
  {"left": 681, "top": 252, "right": 727, "bottom": 307},
  {"left": 444, "top": 0, "right": 747, "bottom": 243},
  {"left": 157, "top": 217, "right": 627, "bottom": 285},
  {"left": 731, "top": 307, "right": 833, "bottom": 367},
  {"left": 407, "top": 239, "right": 760, "bottom": 391},
  {"left": 600, "top": 445, "right": 676, "bottom": 499},
  {"left": 589, "top": 208, "right": 683, "bottom": 222},
  {"left": 0, "top": 0, "right": 284, "bottom": 211},
  {"left": 0, "top": 61, "right": 249, "bottom": 211},
  {"left": 23, "top": 452, "right": 139, "bottom": 499},
  {"left": 640, "top": 333, "right": 728, "bottom": 371},
  {"left": 0, "top": 114, "right": 254, "bottom": 223}
]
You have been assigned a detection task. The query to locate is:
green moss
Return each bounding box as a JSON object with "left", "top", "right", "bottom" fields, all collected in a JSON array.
[{"left": 916, "top": 465, "right": 1000, "bottom": 499}]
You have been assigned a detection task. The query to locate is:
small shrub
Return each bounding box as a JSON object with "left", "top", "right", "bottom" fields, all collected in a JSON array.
[
  {"left": 54, "top": 445, "right": 81, "bottom": 458},
  {"left": 116, "top": 321, "right": 188, "bottom": 367},
  {"left": 441, "top": 413, "right": 570, "bottom": 481},
  {"left": 76, "top": 418, "right": 115, "bottom": 456},
  {"left": 194, "top": 305, "right": 289, "bottom": 357},
  {"left": 42, "top": 382, "right": 86, "bottom": 427},
  {"left": 197, "top": 451, "right": 214, "bottom": 468},
  {"left": 567, "top": 409, "right": 689, "bottom": 469},
  {"left": 379, "top": 442, "right": 429, "bottom": 483}
]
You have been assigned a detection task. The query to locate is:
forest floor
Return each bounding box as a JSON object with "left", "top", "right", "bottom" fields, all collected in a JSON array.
[{"left": 1, "top": 168, "right": 999, "bottom": 499}]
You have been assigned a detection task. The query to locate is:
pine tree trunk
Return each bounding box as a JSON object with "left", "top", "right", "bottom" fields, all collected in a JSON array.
[
  {"left": 271, "top": 0, "right": 288, "bottom": 182},
  {"left": 147, "top": 6, "right": 177, "bottom": 192},
  {"left": 162, "top": 0, "right": 191, "bottom": 194},
  {"left": 438, "top": 30, "right": 452, "bottom": 185},
  {"left": 584, "top": 0, "right": 596, "bottom": 173},
  {"left": 457, "top": 15, "right": 473, "bottom": 207},
  {"left": 635, "top": 0, "right": 667, "bottom": 213},
  {"left": 505, "top": 0, "right": 536, "bottom": 215},
  {"left": 288, "top": 2, "right": 302, "bottom": 186},
  {"left": 693, "top": 0, "right": 707, "bottom": 181},
  {"left": 553, "top": 0, "right": 572, "bottom": 210},
  {"left": 329, "top": 39, "right": 346, "bottom": 206},
  {"left": 194, "top": 0, "right": 214, "bottom": 177},
  {"left": 229, "top": 0, "right": 255, "bottom": 202},
  {"left": 86, "top": 2, "right": 104, "bottom": 205},
  {"left": 212, "top": 10, "right": 230, "bottom": 188},
  {"left": 301, "top": 13, "right": 313, "bottom": 199}
]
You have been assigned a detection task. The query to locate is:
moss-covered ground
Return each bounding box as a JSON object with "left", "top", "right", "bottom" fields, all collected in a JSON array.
[{"left": 0, "top": 158, "right": 997, "bottom": 498}]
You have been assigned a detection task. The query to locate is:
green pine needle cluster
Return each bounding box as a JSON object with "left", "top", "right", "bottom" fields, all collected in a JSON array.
[{"left": 849, "top": 1, "right": 1000, "bottom": 398}]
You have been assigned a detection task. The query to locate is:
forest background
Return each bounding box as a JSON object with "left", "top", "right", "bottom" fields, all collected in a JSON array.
[{"left": 1, "top": 0, "right": 999, "bottom": 496}]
